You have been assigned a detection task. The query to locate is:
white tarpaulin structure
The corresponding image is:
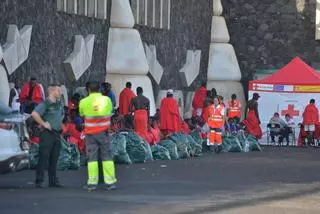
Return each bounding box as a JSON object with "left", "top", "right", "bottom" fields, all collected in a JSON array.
[{"left": 249, "top": 57, "right": 320, "bottom": 140}]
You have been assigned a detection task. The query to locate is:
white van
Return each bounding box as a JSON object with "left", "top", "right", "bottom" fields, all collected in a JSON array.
[{"left": 0, "top": 108, "right": 30, "bottom": 174}]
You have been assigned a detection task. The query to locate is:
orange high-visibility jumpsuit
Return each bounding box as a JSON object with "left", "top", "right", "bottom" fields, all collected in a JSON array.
[{"left": 207, "top": 104, "right": 225, "bottom": 145}]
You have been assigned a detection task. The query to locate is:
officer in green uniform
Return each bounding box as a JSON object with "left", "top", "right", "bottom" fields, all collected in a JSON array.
[{"left": 31, "top": 84, "right": 64, "bottom": 188}]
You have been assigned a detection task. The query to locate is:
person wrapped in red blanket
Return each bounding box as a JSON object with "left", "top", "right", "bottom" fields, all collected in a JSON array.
[
  {"left": 298, "top": 99, "right": 319, "bottom": 146},
  {"left": 243, "top": 93, "right": 262, "bottom": 139},
  {"left": 160, "top": 89, "right": 181, "bottom": 137},
  {"left": 192, "top": 82, "right": 207, "bottom": 117},
  {"left": 62, "top": 118, "right": 85, "bottom": 154}
]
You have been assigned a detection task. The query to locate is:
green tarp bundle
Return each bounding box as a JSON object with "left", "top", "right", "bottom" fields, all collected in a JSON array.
[
  {"left": 110, "top": 133, "right": 132, "bottom": 164},
  {"left": 29, "top": 143, "right": 39, "bottom": 169},
  {"left": 158, "top": 140, "right": 179, "bottom": 160},
  {"left": 151, "top": 145, "right": 171, "bottom": 160},
  {"left": 125, "top": 132, "right": 154, "bottom": 163},
  {"left": 29, "top": 139, "right": 80, "bottom": 171},
  {"left": 142, "top": 140, "right": 154, "bottom": 161},
  {"left": 57, "top": 139, "right": 72, "bottom": 171},
  {"left": 236, "top": 130, "right": 250, "bottom": 152},
  {"left": 222, "top": 133, "right": 243, "bottom": 153},
  {"left": 168, "top": 133, "right": 191, "bottom": 159},
  {"left": 247, "top": 135, "right": 262, "bottom": 152},
  {"left": 69, "top": 143, "right": 80, "bottom": 170},
  {"left": 186, "top": 135, "right": 202, "bottom": 157}
]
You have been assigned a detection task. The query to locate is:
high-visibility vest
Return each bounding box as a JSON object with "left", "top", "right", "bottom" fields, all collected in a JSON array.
[
  {"left": 228, "top": 100, "right": 241, "bottom": 119},
  {"left": 79, "top": 92, "right": 113, "bottom": 135},
  {"left": 207, "top": 105, "right": 224, "bottom": 128}
]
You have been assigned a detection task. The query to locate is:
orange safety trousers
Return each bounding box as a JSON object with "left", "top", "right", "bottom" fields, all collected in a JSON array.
[{"left": 208, "top": 129, "right": 222, "bottom": 145}]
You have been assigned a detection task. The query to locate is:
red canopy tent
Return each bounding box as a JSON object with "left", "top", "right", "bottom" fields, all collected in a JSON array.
[
  {"left": 248, "top": 57, "right": 320, "bottom": 146},
  {"left": 249, "top": 56, "right": 320, "bottom": 89}
]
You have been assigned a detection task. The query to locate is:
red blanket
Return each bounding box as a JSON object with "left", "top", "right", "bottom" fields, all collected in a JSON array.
[{"left": 243, "top": 110, "right": 262, "bottom": 139}]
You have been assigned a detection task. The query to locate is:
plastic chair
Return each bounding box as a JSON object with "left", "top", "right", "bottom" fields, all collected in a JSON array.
[{"left": 267, "top": 123, "right": 281, "bottom": 145}]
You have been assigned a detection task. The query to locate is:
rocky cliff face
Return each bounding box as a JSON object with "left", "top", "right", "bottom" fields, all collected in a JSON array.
[{"left": 223, "top": 0, "right": 320, "bottom": 78}]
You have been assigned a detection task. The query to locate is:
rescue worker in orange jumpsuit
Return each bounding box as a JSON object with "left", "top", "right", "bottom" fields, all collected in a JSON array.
[{"left": 207, "top": 96, "right": 225, "bottom": 153}]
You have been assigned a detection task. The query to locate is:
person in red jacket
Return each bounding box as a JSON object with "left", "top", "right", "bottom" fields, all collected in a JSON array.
[
  {"left": 160, "top": 89, "right": 181, "bottom": 136},
  {"left": 20, "top": 77, "right": 44, "bottom": 114},
  {"left": 192, "top": 82, "right": 207, "bottom": 117},
  {"left": 119, "top": 82, "right": 136, "bottom": 116},
  {"left": 302, "top": 99, "right": 319, "bottom": 145}
]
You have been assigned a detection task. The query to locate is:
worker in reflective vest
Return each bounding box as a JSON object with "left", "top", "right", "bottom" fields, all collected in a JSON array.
[
  {"left": 207, "top": 96, "right": 225, "bottom": 153},
  {"left": 227, "top": 94, "right": 241, "bottom": 120},
  {"left": 79, "top": 81, "right": 117, "bottom": 191}
]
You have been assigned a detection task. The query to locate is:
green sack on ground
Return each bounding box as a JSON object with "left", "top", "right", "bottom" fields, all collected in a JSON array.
[
  {"left": 29, "top": 143, "right": 39, "bottom": 169},
  {"left": 57, "top": 139, "right": 71, "bottom": 171},
  {"left": 158, "top": 140, "right": 179, "bottom": 160},
  {"left": 151, "top": 145, "right": 171, "bottom": 160},
  {"left": 110, "top": 133, "right": 132, "bottom": 164},
  {"left": 142, "top": 140, "right": 154, "bottom": 161},
  {"left": 236, "top": 130, "right": 250, "bottom": 152},
  {"left": 186, "top": 135, "right": 202, "bottom": 157},
  {"left": 168, "top": 133, "right": 190, "bottom": 159},
  {"left": 126, "top": 132, "right": 146, "bottom": 163},
  {"left": 190, "top": 131, "right": 203, "bottom": 145},
  {"left": 222, "top": 135, "right": 243, "bottom": 153},
  {"left": 247, "top": 135, "right": 262, "bottom": 152},
  {"left": 69, "top": 143, "right": 80, "bottom": 170},
  {"left": 80, "top": 154, "right": 88, "bottom": 166}
]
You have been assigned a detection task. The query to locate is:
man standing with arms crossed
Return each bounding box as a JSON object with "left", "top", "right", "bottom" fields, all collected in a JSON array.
[
  {"left": 31, "top": 84, "right": 64, "bottom": 188},
  {"left": 79, "top": 81, "right": 117, "bottom": 191}
]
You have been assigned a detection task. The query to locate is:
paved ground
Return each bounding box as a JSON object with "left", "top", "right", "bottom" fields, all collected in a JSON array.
[{"left": 1, "top": 147, "right": 320, "bottom": 214}]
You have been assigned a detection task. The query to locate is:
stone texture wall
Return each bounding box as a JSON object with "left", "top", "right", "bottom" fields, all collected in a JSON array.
[
  {"left": 223, "top": 0, "right": 320, "bottom": 95},
  {"left": 0, "top": 0, "right": 112, "bottom": 88},
  {"left": 0, "top": 0, "right": 212, "bottom": 92}
]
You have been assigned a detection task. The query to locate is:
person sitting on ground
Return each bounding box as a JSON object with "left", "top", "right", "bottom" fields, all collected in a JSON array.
[
  {"left": 269, "top": 112, "right": 287, "bottom": 144},
  {"left": 302, "top": 99, "right": 319, "bottom": 145},
  {"left": 20, "top": 77, "right": 44, "bottom": 114}
]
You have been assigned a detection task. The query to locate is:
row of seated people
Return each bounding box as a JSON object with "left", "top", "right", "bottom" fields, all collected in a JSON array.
[{"left": 268, "top": 113, "right": 295, "bottom": 145}]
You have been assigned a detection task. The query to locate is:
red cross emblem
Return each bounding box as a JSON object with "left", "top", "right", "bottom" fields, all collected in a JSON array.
[{"left": 281, "top": 104, "right": 299, "bottom": 117}]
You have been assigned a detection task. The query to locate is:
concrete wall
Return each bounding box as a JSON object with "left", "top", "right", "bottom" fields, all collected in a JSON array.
[
  {"left": 0, "top": 0, "right": 212, "bottom": 92},
  {"left": 0, "top": 0, "right": 111, "bottom": 88}
]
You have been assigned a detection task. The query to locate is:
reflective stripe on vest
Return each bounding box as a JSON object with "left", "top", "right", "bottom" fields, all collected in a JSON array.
[
  {"left": 228, "top": 100, "right": 241, "bottom": 118},
  {"left": 84, "top": 115, "right": 111, "bottom": 134},
  {"left": 208, "top": 105, "right": 224, "bottom": 128}
]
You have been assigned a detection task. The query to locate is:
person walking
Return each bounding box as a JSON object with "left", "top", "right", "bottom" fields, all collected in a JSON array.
[
  {"left": 79, "top": 81, "right": 117, "bottom": 191},
  {"left": 31, "top": 84, "right": 64, "bottom": 188}
]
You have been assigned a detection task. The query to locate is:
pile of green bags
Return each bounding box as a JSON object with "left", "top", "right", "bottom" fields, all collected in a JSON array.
[
  {"left": 158, "top": 140, "right": 179, "bottom": 160},
  {"left": 125, "top": 132, "right": 154, "bottom": 163},
  {"left": 151, "top": 145, "right": 171, "bottom": 160},
  {"left": 110, "top": 134, "right": 132, "bottom": 164},
  {"left": 222, "top": 133, "right": 243, "bottom": 153},
  {"left": 57, "top": 139, "right": 80, "bottom": 171},
  {"left": 29, "top": 139, "right": 80, "bottom": 171},
  {"left": 247, "top": 135, "right": 262, "bottom": 151},
  {"left": 29, "top": 143, "right": 39, "bottom": 169},
  {"left": 168, "top": 133, "right": 191, "bottom": 159}
]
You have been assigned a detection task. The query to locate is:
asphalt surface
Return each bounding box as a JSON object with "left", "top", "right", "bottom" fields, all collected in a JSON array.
[{"left": 0, "top": 147, "right": 320, "bottom": 214}]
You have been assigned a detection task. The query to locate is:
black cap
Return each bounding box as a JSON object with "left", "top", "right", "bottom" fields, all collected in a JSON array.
[{"left": 253, "top": 93, "right": 260, "bottom": 98}]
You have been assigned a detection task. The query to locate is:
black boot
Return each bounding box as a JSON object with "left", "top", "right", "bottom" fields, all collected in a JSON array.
[{"left": 49, "top": 178, "right": 63, "bottom": 188}]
